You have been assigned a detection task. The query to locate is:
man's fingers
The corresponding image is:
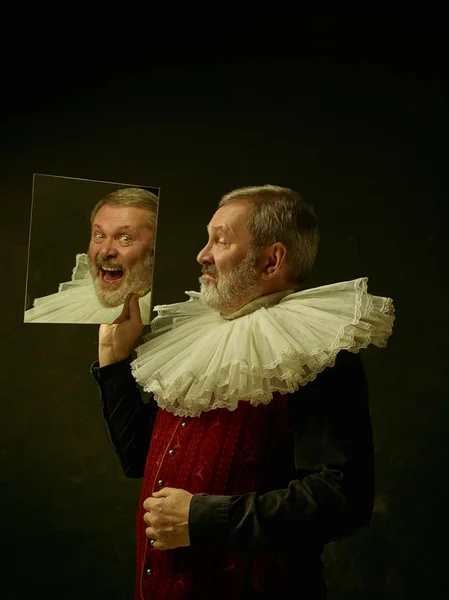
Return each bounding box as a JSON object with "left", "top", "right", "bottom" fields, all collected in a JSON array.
[
  {"left": 143, "top": 496, "right": 159, "bottom": 511},
  {"left": 123, "top": 293, "right": 133, "bottom": 313},
  {"left": 129, "top": 293, "right": 143, "bottom": 325},
  {"left": 143, "top": 488, "right": 172, "bottom": 510},
  {"left": 152, "top": 487, "right": 173, "bottom": 498},
  {"left": 146, "top": 534, "right": 164, "bottom": 550},
  {"left": 112, "top": 293, "right": 133, "bottom": 324},
  {"left": 112, "top": 293, "right": 143, "bottom": 326},
  {"left": 145, "top": 527, "right": 157, "bottom": 540},
  {"left": 145, "top": 524, "right": 166, "bottom": 550}
]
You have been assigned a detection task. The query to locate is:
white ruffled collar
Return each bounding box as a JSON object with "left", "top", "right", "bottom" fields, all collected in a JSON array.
[
  {"left": 131, "top": 277, "right": 394, "bottom": 417},
  {"left": 221, "top": 289, "right": 295, "bottom": 320}
]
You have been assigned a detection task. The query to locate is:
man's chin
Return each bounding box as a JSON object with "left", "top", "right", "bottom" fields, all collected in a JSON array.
[
  {"left": 199, "top": 275, "right": 217, "bottom": 288},
  {"left": 200, "top": 285, "right": 224, "bottom": 311},
  {"left": 96, "top": 294, "right": 125, "bottom": 308},
  {"left": 94, "top": 283, "right": 151, "bottom": 308},
  {"left": 93, "top": 283, "right": 126, "bottom": 308}
]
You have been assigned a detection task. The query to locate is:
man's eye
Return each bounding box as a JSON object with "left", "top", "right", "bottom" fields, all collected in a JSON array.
[
  {"left": 94, "top": 233, "right": 103, "bottom": 239},
  {"left": 120, "top": 235, "right": 131, "bottom": 242}
]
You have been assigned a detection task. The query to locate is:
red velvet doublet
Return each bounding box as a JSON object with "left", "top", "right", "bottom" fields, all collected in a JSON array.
[{"left": 135, "top": 393, "right": 297, "bottom": 600}]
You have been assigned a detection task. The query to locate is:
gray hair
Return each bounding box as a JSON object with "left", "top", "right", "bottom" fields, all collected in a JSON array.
[
  {"left": 219, "top": 184, "right": 319, "bottom": 285},
  {"left": 90, "top": 187, "right": 158, "bottom": 228}
]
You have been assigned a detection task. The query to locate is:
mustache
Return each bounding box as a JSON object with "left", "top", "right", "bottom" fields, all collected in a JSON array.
[
  {"left": 95, "top": 257, "right": 125, "bottom": 271},
  {"left": 202, "top": 265, "right": 218, "bottom": 276}
]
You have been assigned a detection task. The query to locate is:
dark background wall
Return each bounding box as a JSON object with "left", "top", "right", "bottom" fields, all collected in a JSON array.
[{"left": 1, "top": 8, "right": 448, "bottom": 599}]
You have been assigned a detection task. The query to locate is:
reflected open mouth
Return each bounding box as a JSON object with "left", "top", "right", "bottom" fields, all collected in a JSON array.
[{"left": 101, "top": 267, "right": 124, "bottom": 285}]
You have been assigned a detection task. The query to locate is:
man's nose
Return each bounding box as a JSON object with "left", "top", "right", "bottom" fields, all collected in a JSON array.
[
  {"left": 197, "top": 244, "right": 213, "bottom": 265},
  {"left": 99, "top": 239, "right": 118, "bottom": 258}
]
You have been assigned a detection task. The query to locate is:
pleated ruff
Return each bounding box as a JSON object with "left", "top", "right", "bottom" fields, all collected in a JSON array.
[{"left": 131, "top": 278, "right": 394, "bottom": 416}]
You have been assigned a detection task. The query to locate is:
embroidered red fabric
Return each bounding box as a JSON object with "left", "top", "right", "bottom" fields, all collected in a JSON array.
[{"left": 135, "top": 393, "right": 296, "bottom": 600}]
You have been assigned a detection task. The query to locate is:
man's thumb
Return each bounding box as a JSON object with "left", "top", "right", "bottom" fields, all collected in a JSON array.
[
  {"left": 129, "top": 294, "right": 143, "bottom": 325},
  {"left": 113, "top": 293, "right": 133, "bottom": 323}
]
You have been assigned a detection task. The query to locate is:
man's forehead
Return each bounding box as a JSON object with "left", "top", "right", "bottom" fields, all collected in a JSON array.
[
  {"left": 208, "top": 203, "right": 250, "bottom": 233},
  {"left": 208, "top": 224, "right": 230, "bottom": 233},
  {"left": 93, "top": 204, "right": 152, "bottom": 229},
  {"left": 93, "top": 221, "right": 139, "bottom": 231}
]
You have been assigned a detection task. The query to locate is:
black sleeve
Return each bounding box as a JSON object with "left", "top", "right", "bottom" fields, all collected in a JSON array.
[
  {"left": 189, "top": 350, "right": 374, "bottom": 553},
  {"left": 90, "top": 357, "right": 158, "bottom": 478}
]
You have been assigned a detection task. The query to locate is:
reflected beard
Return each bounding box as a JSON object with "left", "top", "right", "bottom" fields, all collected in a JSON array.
[
  {"left": 200, "top": 250, "right": 261, "bottom": 313},
  {"left": 89, "top": 253, "right": 153, "bottom": 308}
]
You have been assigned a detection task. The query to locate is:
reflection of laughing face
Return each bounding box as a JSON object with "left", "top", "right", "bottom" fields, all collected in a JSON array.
[{"left": 88, "top": 204, "right": 155, "bottom": 307}]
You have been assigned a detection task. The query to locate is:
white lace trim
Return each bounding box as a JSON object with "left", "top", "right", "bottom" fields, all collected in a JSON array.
[{"left": 131, "top": 277, "right": 394, "bottom": 417}]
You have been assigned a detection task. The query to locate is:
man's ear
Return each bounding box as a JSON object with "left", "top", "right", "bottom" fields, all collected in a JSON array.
[{"left": 260, "top": 242, "right": 288, "bottom": 280}]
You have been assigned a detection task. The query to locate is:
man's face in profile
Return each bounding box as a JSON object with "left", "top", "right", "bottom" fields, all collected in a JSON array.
[
  {"left": 197, "top": 201, "right": 262, "bottom": 314},
  {"left": 88, "top": 204, "right": 155, "bottom": 307}
]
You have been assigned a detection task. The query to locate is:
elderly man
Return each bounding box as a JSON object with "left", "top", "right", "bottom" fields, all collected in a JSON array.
[
  {"left": 24, "top": 187, "right": 157, "bottom": 324},
  {"left": 91, "top": 185, "right": 394, "bottom": 599}
]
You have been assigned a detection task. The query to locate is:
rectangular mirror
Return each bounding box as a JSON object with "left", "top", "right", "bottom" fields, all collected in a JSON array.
[{"left": 24, "top": 174, "right": 160, "bottom": 324}]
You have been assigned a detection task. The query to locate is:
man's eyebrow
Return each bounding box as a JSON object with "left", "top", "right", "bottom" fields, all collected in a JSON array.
[
  {"left": 92, "top": 223, "right": 137, "bottom": 232},
  {"left": 207, "top": 225, "right": 231, "bottom": 235},
  {"left": 116, "top": 225, "right": 137, "bottom": 232}
]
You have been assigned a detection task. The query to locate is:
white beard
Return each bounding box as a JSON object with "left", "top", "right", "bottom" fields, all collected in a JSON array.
[
  {"left": 200, "top": 249, "right": 261, "bottom": 313},
  {"left": 90, "top": 252, "right": 154, "bottom": 308}
]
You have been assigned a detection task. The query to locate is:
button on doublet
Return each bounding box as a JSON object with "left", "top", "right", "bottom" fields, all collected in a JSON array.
[
  {"left": 146, "top": 568, "right": 153, "bottom": 576},
  {"left": 158, "top": 479, "right": 164, "bottom": 487},
  {"left": 181, "top": 422, "right": 188, "bottom": 429}
]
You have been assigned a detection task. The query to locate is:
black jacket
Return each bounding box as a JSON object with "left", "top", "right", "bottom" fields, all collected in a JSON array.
[{"left": 91, "top": 350, "right": 374, "bottom": 553}]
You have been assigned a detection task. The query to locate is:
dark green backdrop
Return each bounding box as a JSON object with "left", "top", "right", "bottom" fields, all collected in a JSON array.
[{"left": 1, "top": 23, "right": 448, "bottom": 600}]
